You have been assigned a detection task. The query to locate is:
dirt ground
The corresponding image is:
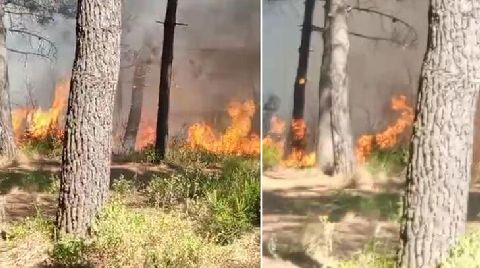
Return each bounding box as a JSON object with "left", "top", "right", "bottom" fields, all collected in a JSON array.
[{"left": 262, "top": 167, "right": 480, "bottom": 268}]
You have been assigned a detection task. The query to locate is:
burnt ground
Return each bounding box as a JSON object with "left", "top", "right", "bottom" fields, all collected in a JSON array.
[{"left": 261, "top": 167, "right": 480, "bottom": 267}]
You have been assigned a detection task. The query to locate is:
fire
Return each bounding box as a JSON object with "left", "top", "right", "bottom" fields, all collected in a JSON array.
[
  {"left": 12, "top": 78, "right": 69, "bottom": 142},
  {"left": 136, "top": 118, "right": 156, "bottom": 150},
  {"left": 262, "top": 116, "right": 315, "bottom": 168},
  {"left": 186, "top": 100, "right": 260, "bottom": 156},
  {"left": 355, "top": 95, "right": 414, "bottom": 162}
]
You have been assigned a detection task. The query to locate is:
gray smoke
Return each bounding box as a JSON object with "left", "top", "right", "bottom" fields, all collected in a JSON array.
[{"left": 7, "top": 0, "right": 260, "bottom": 134}]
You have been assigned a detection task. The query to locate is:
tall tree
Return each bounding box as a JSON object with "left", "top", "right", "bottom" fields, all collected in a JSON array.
[
  {"left": 56, "top": 0, "right": 122, "bottom": 236},
  {"left": 397, "top": 1, "right": 480, "bottom": 267},
  {"left": 123, "top": 55, "right": 149, "bottom": 153},
  {"left": 155, "top": 0, "right": 178, "bottom": 160},
  {"left": 0, "top": 0, "right": 16, "bottom": 159},
  {"left": 285, "top": 0, "right": 315, "bottom": 156},
  {"left": 327, "top": 0, "right": 355, "bottom": 175}
]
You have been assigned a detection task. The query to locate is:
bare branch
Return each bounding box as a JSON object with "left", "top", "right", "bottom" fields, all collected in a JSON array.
[{"left": 7, "top": 47, "right": 51, "bottom": 59}]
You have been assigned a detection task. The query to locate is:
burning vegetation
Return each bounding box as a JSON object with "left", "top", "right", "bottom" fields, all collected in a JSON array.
[
  {"left": 355, "top": 95, "right": 414, "bottom": 162},
  {"left": 11, "top": 79, "right": 260, "bottom": 158}
]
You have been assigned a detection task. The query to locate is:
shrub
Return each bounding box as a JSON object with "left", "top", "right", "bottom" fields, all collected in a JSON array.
[
  {"left": 262, "top": 143, "right": 281, "bottom": 170},
  {"left": 20, "top": 133, "right": 63, "bottom": 158},
  {"left": 111, "top": 175, "right": 136, "bottom": 197},
  {"left": 51, "top": 235, "right": 90, "bottom": 267},
  {"left": 441, "top": 231, "right": 480, "bottom": 268},
  {"left": 167, "top": 147, "right": 225, "bottom": 168},
  {"left": 366, "top": 145, "right": 409, "bottom": 175},
  {"left": 201, "top": 158, "right": 260, "bottom": 244},
  {"left": 335, "top": 240, "right": 396, "bottom": 268}
]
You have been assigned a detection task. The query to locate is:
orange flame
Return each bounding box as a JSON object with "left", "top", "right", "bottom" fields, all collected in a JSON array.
[
  {"left": 355, "top": 95, "right": 414, "bottom": 162},
  {"left": 136, "top": 119, "right": 156, "bottom": 150},
  {"left": 186, "top": 100, "right": 260, "bottom": 156},
  {"left": 262, "top": 116, "right": 315, "bottom": 168},
  {"left": 12, "top": 78, "right": 69, "bottom": 142}
]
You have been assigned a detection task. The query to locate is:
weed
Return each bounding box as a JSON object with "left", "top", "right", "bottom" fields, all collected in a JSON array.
[
  {"left": 262, "top": 142, "right": 281, "bottom": 170},
  {"left": 441, "top": 231, "right": 480, "bottom": 268},
  {"left": 366, "top": 145, "right": 409, "bottom": 176}
]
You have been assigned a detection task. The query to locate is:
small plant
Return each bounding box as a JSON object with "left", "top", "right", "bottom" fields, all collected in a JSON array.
[
  {"left": 441, "top": 231, "right": 480, "bottom": 268},
  {"left": 262, "top": 143, "right": 281, "bottom": 170},
  {"left": 19, "top": 132, "right": 63, "bottom": 159},
  {"left": 366, "top": 145, "right": 409, "bottom": 175},
  {"left": 335, "top": 240, "right": 396, "bottom": 268},
  {"left": 51, "top": 235, "right": 90, "bottom": 266},
  {"left": 111, "top": 175, "right": 135, "bottom": 196}
]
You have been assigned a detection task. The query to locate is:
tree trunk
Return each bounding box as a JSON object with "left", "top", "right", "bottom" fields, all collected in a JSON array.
[
  {"left": 0, "top": 1, "right": 16, "bottom": 159},
  {"left": 123, "top": 61, "right": 148, "bottom": 153},
  {"left": 155, "top": 0, "right": 177, "bottom": 160},
  {"left": 56, "top": 0, "right": 122, "bottom": 237},
  {"left": 316, "top": 0, "right": 334, "bottom": 174},
  {"left": 112, "top": 68, "right": 125, "bottom": 154},
  {"left": 285, "top": 0, "right": 315, "bottom": 156},
  {"left": 397, "top": 1, "right": 480, "bottom": 267},
  {"left": 328, "top": 0, "right": 355, "bottom": 176}
]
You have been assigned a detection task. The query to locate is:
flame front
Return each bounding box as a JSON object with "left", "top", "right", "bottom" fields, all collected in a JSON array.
[
  {"left": 12, "top": 78, "right": 69, "bottom": 142},
  {"left": 186, "top": 100, "right": 260, "bottom": 156},
  {"left": 262, "top": 117, "right": 315, "bottom": 168},
  {"left": 355, "top": 95, "right": 414, "bottom": 162}
]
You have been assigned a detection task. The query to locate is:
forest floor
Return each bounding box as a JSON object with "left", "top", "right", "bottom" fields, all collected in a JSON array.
[
  {"left": 0, "top": 151, "right": 260, "bottom": 268},
  {"left": 262, "top": 167, "right": 480, "bottom": 268}
]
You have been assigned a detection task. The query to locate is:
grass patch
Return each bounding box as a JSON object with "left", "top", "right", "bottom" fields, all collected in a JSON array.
[
  {"left": 441, "top": 231, "right": 480, "bottom": 268},
  {"left": 262, "top": 143, "right": 281, "bottom": 170},
  {"left": 329, "top": 191, "right": 401, "bottom": 222},
  {"left": 365, "top": 145, "right": 409, "bottom": 176},
  {"left": 334, "top": 240, "right": 396, "bottom": 268},
  {"left": 0, "top": 172, "right": 59, "bottom": 194},
  {"left": 19, "top": 133, "right": 63, "bottom": 159}
]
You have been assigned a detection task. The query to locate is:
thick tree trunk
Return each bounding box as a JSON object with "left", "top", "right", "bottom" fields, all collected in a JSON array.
[
  {"left": 285, "top": 0, "right": 315, "bottom": 156},
  {"left": 155, "top": 0, "right": 177, "bottom": 160},
  {"left": 397, "top": 1, "right": 480, "bottom": 267},
  {"left": 56, "top": 0, "right": 121, "bottom": 237},
  {"left": 328, "top": 0, "right": 355, "bottom": 176},
  {"left": 0, "top": 2, "right": 16, "bottom": 159},
  {"left": 316, "top": 1, "right": 334, "bottom": 174},
  {"left": 123, "top": 61, "right": 148, "bottom": 153},
  {"left": 112, "top": 69, "right": 125, "bottom": 154}
]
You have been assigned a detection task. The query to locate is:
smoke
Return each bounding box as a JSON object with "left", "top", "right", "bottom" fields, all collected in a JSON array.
[
  {"left": 7, "top": 0, "right": 260, "bottom": 134},
  {"left": 263, "top": 0, "right": 428, "bottom": 145}
]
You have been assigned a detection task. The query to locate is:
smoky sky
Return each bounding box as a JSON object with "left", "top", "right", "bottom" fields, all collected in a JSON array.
[
  {"left": 263, "top": 0, "right": 428, "bottom": 141},
  {"left": 7, "top": 0, "right": 260, "bottom": 133}
]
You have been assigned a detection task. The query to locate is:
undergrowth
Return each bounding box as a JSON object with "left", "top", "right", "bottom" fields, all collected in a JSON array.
[
  {"left": 262, "top": 143, "right": 281, "bottom": 170},
  {"left": 365, "top": 145, "right": 409, "bottom": 176}
]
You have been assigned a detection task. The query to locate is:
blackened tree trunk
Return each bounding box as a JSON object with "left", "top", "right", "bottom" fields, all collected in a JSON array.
[
  {"left": 285, "top": 0, "right": 315, "bottom": 155},
  {"left": 397, "top": 1, "right": 480, "bottom": 267},
  {"left": 155, "top": 0, "right": 177, "bottom": 160},
  {"left": 328, "top": 0, "right": 355, "bottom": 176},
  {"left": 56, "top": 0, "right": 122, "bottom": 237},
  {"left": 123, "top": 61, "right": 148, "bottom": 152},
  {"left": 316, "top": 0, "right": 333, "bottom": 174},
  {"left": 0, "top": 1, "right": 16, "bottom": 159}
]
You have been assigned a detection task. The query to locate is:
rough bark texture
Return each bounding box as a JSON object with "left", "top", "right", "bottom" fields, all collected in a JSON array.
[
  {"left": 285, "top": 0, "right": 315, "bottom": 156},
  {"left": 0, "top": 1, "right": 16, "bottom": 159},
  {"left": 155, "top": 0, "right": 177, "bottom": 160},
  {"left": 123, "top": 61, "right": 148, "bottom": 152},
  {"left": 112, "top": 65, "right": 126, "bottom": 154},
  {"left": 316, "top": 0, "right": 334, "bottom": 174},
  {"left": 398, "top": 2, "right": 480, "bottom": 267},
  {"left": 328, "top": 0, "right": 355, "bottom": 176},
  {"left": 56, "top": 0, "right": 122, "bottom": 237}
]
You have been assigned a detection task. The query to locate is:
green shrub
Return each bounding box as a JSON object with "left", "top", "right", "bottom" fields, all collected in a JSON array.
[
  {"left": 20, "top": 133, "right": 63, "bottom": 158},
  {"left": 5, "top": 214, "right": 53, "bottom": 243},
  {"left": 51, "top": 235, "right": 90, "bottom": 266},
  {"left": 0, "top": 172, "right": 59, "bottom": 193},
  {"left": 167, "top": 147, "right": 225, "bottom": 168},
  {"left": 442, "top": 232, "right": 480, "bottom": 268},
  {"left": 335, "top": 240, "right": 395, "bottom": 268},
  {"left": 366, "top": 145, "right": 409, "bottom": 175},
  {"left": 145, "top": 168, "right": 213, "bottom": 208},
  {"left": 262, "top": 143, "right": 281, "bottom": 170},
  {"left": 111, "top": 175, "right": 136, "bottom": 196},
  {"left": 202, "top": 158, "right": 260, "bottom": 244}
]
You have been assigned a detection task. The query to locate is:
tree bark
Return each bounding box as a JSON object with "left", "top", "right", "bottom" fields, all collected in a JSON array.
[
  {"left": 397, "top": 1, "right": 480, "bottom": 267},
  {"left": 285, "top": 0, "right": 315, "bottom": 156},
  {"left": 328, "top": 0, "right": 355, "bottom": 176},
  {"left": 0, "top": 1, "right": 16, "bottom": 159},
  {"left": 123, "top": 61, "right": 148, "bottom": 153},
  {"left": 316, "top": 0, "right": 334, "bottom": 174},
  {"left": 155, "top": 0, "right": 177, "bottom": 160},
  {"left": 112, "top": 68, "right": 125, "bottom": 154},
  {"left": 56, "top": 0, "right": 122, "bottom": 237}
]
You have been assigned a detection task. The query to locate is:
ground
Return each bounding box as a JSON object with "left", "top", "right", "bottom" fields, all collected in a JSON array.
[
  {"left": 261, "top": 167, "right": 480, "bottom": 267},
  {"left": 0, "top": 153, "right": 260, "bottom": 268}
]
